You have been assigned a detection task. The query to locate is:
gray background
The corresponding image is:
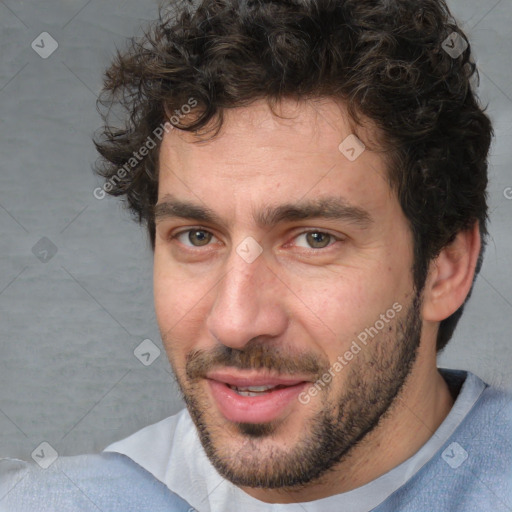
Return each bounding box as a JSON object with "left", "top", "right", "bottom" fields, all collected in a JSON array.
[{"left": 0, "top": 0, "right": 511, "bottom": 461}]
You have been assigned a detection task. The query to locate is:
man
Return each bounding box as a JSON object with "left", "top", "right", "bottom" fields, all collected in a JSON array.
[{"left": 1, "top": 0, "right": 511, "bottom": 510}]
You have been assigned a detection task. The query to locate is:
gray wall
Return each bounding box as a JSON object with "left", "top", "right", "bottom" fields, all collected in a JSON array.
[{"left": 0, "top": 0, "right": 511, "bottom": 461}]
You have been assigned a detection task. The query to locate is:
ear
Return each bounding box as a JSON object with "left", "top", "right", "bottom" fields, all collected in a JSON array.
[{"left": 422, "top": 221, "right": 481, "bottom": 322}]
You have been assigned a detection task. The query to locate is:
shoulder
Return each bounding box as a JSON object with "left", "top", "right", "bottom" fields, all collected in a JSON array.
[
  {"left": 439, "top": 369, "right": 512, "bottom": 436},
  {"left": 381, "top": 373, "right": 512, "bottom": 512},
  {"left": 460, "top": 374, "right": 512, "bottom": 444},
  {"left": 0, "top": 452, "right": 193, "bottom": 512}
]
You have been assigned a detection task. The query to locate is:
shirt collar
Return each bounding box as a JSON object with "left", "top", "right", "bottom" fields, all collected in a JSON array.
[{"left": 104, "top": 369, "right": 485, "bottom": 512}]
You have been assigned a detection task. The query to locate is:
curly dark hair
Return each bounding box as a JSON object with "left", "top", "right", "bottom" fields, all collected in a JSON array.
[{"left": 93, "top": 0, "right": 493, "bottom": 353}]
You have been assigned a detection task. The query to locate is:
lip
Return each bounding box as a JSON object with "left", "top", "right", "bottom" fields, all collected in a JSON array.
[
  {"left": 206, "top": 375, "right": 310, "bottom": 424},
  {"left": 205, "top": 371, "right": 309, "bottom": 388}
]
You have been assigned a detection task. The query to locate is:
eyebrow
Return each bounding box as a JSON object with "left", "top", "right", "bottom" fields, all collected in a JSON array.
[{"left": 154, "top": 194, "right": 373, "bottom": 230}]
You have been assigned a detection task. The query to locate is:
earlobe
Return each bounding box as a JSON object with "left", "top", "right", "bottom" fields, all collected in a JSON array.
[{"left": 422, "top": 221, "right": 481, "bottom": 322}]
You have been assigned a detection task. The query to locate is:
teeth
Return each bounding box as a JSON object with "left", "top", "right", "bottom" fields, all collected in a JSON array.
[
  {"left": 239, "top": 385, "right": 277, "bottom": 392},
  {"left": 228, "top": 384, "right": 278, "bottom": 395},
  {"left": 236, "top": 390, "right": 267, "bottom": 397}
]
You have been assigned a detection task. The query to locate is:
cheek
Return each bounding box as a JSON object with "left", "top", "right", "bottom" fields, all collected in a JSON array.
[
  {"left": 291, "top": 267, "right": 407, "bottom": 358},
  {"left": 155, "top": 277, "right": 201, "bottom": 327},
  {"left": 153, "top": 258, "right": 217, "bottom": 349}
]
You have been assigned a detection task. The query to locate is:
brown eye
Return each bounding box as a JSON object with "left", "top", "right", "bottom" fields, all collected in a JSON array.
[
  {"left": 305, "top": 231, "right": 332, "bottom": 248},
  {"left": 188, "top": 230, "right": 212, "bottom": 246}
]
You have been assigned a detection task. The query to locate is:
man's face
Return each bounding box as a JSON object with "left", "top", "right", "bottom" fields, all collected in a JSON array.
[{"left": 153, "top": 99, "right": 422, "bottom": 492}]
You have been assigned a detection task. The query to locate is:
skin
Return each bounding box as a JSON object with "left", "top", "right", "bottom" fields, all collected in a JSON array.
[{"left": 153, "top": 98, "right": 481, "bottom": 503}]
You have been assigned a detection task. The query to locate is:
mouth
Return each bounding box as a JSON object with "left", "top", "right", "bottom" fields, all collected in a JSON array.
[
  {"left": 205, "top": 371, "right": 311, "bottom": 423},
  {"left": 225, "top": 383, "right": 294, "bottom": 397}
]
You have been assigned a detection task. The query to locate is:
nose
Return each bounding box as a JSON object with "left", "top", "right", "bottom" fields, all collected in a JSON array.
[{"left": 206, "top": 245, "right": 288, "bottom": 350}]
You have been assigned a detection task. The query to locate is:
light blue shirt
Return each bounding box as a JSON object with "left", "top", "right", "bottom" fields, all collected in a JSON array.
[{"left": 1, "top": 369, "right": 511, "bottom": 511}]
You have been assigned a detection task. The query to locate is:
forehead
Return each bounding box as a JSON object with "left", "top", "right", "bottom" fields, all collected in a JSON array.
[{"left": 157, "top": 98, "right": 394, "bottom": 219}]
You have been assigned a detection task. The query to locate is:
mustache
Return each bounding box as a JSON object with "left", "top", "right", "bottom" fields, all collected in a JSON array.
[{"left": 185, "top": 341, "right": 328, "bottom": 381}]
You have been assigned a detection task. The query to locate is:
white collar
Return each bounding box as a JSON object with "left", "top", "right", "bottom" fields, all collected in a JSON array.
[{"left": 103, "top": 370, "right": 485, "bottom": 512}]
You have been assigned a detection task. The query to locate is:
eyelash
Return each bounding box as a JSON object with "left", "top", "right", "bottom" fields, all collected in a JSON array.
[{"left": 169, "top": 227, "right": 343, "bottom": 252}]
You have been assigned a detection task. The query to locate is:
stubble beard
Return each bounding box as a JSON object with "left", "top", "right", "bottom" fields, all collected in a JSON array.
[{"left": 164, "top": 290, "right": 423, "bottom": 491}]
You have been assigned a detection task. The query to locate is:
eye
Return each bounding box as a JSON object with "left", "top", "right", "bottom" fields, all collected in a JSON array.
[
  {"left": 173, "top": 229, "right": 215, "bottom": 247},
  {"left": 293, "top": 231, "right": 338, "bottom": 249}
]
